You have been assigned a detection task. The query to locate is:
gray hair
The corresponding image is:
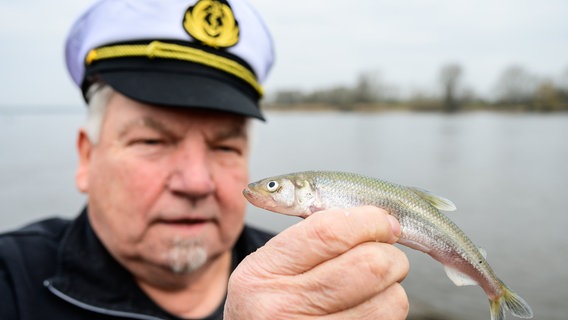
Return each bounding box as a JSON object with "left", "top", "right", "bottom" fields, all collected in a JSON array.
[
  {"left": 83, "top": 83, "right": 254, "bottom": 145},
  {"left": 84, "top": 83, "right": 114, "bottom": 144}
]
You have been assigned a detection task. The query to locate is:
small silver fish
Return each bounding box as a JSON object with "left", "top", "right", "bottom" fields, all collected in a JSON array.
[{"left": 243, "top": 170, "right": 533, "bottom": 320}]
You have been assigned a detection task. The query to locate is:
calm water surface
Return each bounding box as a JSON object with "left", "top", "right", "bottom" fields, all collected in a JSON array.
[{"left": 1, "top": 110, "right": 567, "bottom": 319}]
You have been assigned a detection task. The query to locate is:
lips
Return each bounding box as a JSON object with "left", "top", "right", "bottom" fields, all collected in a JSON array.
[
  {"left": 152, "top": 210, "right": 217, "bottom": 230},
  {"left": 157, "top": 214, "right": 214, "bottom": 223},
  {"left": 152, "top": 218, "right": 213, "bottom": 237},
  {"left": 160, "top": 218, "right": 210, "bottom": 225}
]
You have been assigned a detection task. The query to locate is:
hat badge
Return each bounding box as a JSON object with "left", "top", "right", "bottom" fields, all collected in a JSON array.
[{"left": 183, "top": 0, "right": 239, "bottom": 48}]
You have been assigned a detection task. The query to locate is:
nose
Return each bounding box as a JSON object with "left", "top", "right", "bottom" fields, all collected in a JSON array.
[{"left": 166, "top": 144, "right": 215, "bottom": 200}]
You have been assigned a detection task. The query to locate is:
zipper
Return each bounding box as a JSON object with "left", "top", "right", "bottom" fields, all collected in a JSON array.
[{"left": 43, "top": 280, "right": 165, "bottom": 320}]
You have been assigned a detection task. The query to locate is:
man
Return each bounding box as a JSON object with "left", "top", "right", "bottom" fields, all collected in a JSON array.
[{"left": 0, "top": 0, "right": 409, "bottom": 319}]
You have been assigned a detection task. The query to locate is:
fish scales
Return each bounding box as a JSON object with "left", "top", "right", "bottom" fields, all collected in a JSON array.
[
  {"left": 243, "top": 170, "right": 533, "bottom": 320},
  {"left": 311, "top": 172, "right": 498, "bottom": 293}
]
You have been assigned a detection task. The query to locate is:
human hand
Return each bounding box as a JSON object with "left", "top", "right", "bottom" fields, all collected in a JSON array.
[{"left": 224, "top": 206, "right": 409, "bottom": 319}]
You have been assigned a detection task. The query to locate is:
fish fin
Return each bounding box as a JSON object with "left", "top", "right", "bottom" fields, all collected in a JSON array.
[
  {"left": 489, "top": 298, "right": 505, "bottom": 320},
  {"left": 478, "top": 247, "right": 487, "bottom": 258},
  {"left": 501, "top": 281, "right": 534, "bottom": 318},
  {"left": 488, "top": 282, "right": 534, "bottom": 320},
  {"left": 409, "top": 187, "right": 457, "bottom": 211},
  {"left": 444, "top": 266, "right": 478, "bottom": 286}
]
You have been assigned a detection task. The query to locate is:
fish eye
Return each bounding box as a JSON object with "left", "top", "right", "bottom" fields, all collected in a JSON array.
[{"left": 266, "top": 180, "right": 279, "bottom": 192}]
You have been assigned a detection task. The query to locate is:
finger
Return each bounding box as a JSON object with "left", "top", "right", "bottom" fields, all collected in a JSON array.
[
  {"left": 324, "top": 283, "right": 409, "bottom": 320},
  {"left": 287, "top": 241, "right": 409, "bottom": 315},
  {"left": 255, "top": 206, "right": 401, "bottom": 275}
]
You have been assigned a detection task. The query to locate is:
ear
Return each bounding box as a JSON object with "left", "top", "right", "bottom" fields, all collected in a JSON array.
[{"left": 76, "top": 129, "right": 93, "bottom": 193}]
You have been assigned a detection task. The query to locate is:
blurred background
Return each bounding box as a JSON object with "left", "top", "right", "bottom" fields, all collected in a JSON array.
[{"left": 1, "top": 0, "right": 567, "bottom": 319}]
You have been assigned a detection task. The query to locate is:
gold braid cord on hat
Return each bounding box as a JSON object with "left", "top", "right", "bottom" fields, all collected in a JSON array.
[{"left": 85, "top": 41, "right": 263, "bottom": 96}]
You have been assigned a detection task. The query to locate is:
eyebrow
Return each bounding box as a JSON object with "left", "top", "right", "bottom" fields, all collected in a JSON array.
[
  {"left": 210, "top": 119, "right": 249, "bottom": 141},
  {"left": 118, "top": 117, "right": 174, "bottom": 138},
  {"left": 118, "top": 116, "right": 249, "bottom": 141}
]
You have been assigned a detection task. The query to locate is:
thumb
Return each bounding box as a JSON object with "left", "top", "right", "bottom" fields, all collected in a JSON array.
[{"left": 249, "top": 206, "right": 400, "bottom": 276}]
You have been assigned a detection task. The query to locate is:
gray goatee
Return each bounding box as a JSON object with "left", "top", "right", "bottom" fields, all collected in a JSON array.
[{"left": 166, "top": 237, "right": 208, "bottom": 274}]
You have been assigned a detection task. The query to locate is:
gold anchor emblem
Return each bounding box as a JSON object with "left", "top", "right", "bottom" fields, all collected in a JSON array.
[{"left": 183, "top": 0, "right": 239, "bottom": 48}]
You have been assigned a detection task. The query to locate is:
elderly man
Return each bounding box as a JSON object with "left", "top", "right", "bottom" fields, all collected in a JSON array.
[{"left": 0, "top": 0, "right": 409, "bottom": 319}]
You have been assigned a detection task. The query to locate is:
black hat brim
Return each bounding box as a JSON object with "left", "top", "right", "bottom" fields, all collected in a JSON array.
[{"left": 84, "top": 58, "right": 265, "bottom": 120}]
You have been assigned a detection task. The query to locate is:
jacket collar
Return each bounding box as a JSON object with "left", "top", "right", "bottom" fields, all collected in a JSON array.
[
  {"left": 45, "top": 208, "right": 190, "bottom": 319},
  {"left": 45, "top": 207, "right": 268, "bottom": 320}
]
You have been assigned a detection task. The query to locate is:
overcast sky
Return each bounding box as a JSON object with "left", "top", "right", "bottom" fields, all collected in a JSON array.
[{"left": 1, "top": 0, "right": 567, "bottom": 108}]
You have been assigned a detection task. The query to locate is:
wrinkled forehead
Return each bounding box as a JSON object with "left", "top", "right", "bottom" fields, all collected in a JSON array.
[{"left": 104, "top": 93, "right": 250, "bottom": 137}]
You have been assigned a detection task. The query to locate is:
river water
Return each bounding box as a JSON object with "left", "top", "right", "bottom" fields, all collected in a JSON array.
[{"left": 1, "top": 110, "right": 567, "bottom": 319}]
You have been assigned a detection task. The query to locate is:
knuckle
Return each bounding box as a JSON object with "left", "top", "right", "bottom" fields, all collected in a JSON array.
[
  {"left": 305, "top": 215, "right": 351, "bottom": 250},
  {"left": 385, "top": 244, "right": 409, "bottom": 274},
  {"left": 393, "top": 283, "right": 410, "bottom": 313},
  {"left": 360, "top": 243, "right": 409, "bottom": 282},
  {"left": 371, "top": 284, "right": 409, "bottom": 319},
  {"left": 364, "top": 248, "right": 392, "bottom": 279}
]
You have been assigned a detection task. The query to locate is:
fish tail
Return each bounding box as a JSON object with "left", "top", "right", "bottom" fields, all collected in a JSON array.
[
  {"left": 489, "top": 298, "right": 505, "bottom": 320},
  {"left": 489, "top": 281, "right": 534, "bottom": 320}
]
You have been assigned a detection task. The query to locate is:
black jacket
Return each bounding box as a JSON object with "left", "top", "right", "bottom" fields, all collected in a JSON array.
[{"left": 0, "top": 208, "right": 274, "bottom": 319}]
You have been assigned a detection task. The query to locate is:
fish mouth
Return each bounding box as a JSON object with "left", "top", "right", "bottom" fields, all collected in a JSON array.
[
  {"left": 242, "top": 187, "right": 268, "bottom": 208},
  {"left": 242, "top": 187, "right": 256, "bottom": 201}
]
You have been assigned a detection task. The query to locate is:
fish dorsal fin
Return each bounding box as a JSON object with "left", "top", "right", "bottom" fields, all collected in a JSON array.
[
  {"left": 409, "top": 187, "right": 457, "bottom": 211},
  {"left": 478, "top": 247, "right": 487, "bottom": 258},
  {"left": 444, "top": 266, "right": 478, "bottom": 286}
]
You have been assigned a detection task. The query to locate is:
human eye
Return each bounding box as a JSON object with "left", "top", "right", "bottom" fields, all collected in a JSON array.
[
  {"left": 131, "top": 137, "right": 166, "bottom": 146},
  {"left": 125, "top": 135, "right": 176, "bottom": 159},
  {"left": 214, "top": 136, "right": 249, "bottom": 155},
  {"left": 123, "top": 129, "right": 174, "bottom": 155},
  {"left": 212, "top": 145, "right": 240, "bottom": 157},
  {"left": 123, "top": 130, "right": 166, "bottom": 146},
  {"left": 216, "top": 141, "right": 241, "bottom": 152}
]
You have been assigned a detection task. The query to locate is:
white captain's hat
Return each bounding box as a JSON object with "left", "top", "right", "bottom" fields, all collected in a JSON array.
[{"left": 65, "top": 0, "right": 275, "bottom": 120}]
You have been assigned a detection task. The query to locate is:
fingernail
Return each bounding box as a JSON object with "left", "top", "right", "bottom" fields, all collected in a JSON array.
[{"left": 387, "top": 214, "right": 401, "bottom": 238}]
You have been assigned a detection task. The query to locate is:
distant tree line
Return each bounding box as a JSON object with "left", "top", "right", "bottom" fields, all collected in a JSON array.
[{"left": 266, "top": 64, "right": 568, "bottom": 112}]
